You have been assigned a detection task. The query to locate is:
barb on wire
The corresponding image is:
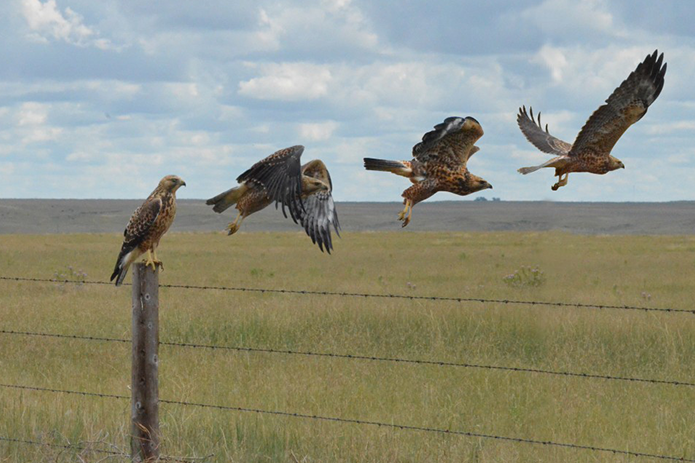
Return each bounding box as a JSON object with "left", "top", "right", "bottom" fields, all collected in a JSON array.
[
  {"left": 1, "top": 382, "right": 692, "bottom": 462},
  {"left": 0, "top": 275, "right": 692, "bottom": 315},
  {"left": 2, "top": 328, "right": 694, "bottom": 388}
]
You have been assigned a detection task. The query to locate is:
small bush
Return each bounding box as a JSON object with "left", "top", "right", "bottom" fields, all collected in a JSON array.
[{"left": 503, "top": 266, "right": 546, "bottom": 288}]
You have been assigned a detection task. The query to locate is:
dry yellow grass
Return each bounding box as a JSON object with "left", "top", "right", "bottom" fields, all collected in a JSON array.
[{"left": 1, "top": 231, "right": 695, "bottom": 462}]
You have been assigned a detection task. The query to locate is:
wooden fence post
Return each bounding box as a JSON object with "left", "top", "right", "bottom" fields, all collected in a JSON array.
[{"left": 131, "top": 263, "right": 160, "bottom": 462}]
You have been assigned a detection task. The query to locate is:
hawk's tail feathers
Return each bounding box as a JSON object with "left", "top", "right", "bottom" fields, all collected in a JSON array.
[
  {"left": 110, "top": 248, "right": 136, "bottom": 287},
  {"left": 363, "top": 158, "right": 412, "bottom": 177},
  {"left": 518, "top": 155, "right": 569, "bottom": 175},
  {"left": 518, "top": 165, "right": 542, "bottom": 175},
  {"left": 112, "top": 265, "right": 129, "bottom": 287},
  {"left": 206, "top": 184, "right": 249, "bottom": 213}
]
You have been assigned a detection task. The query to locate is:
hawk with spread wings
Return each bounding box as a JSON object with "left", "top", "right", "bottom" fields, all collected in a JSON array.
[
  {"left": 517, "top": 50, "right": 667, "bottom": 190},
  {"left": 206, "top": 145, "right": 340, "bottom": 253},
  {"left": 110, "top": 175, "right": 186, "bottom": 286},
  {"left": 363, "top": 116, "right": 492, "bottom": 227}
]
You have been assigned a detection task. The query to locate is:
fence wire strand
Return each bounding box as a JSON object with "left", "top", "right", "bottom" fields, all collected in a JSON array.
[
  {"left": 1, "top": 382, "right": 691, "bottom": 462},
  {"left": 1, "top": 275, "right": 692, "bottom": 315},
  {"left": 0, "top": 435, "right": 126, "bottom": 458},
  {"left": 0, "top": 435, "right": 210, "bottom": 462},
  {"left": 2, "top": 328, "right": 694, "bottom": 388}
]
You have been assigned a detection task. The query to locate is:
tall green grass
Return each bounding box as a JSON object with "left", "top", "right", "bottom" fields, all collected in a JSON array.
[{"left": 0, "top": 231, "right": 694, "bottom": 461}]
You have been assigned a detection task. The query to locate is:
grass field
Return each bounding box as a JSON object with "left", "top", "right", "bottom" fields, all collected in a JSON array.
[{"left": 1, "top": 231, "right": 695, "bottom": 462}]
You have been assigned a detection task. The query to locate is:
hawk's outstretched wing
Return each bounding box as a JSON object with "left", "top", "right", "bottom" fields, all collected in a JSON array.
[
  {"left": 110, "top": 197, "right": 161, "bottom": 284},
  {"left": 412, "top": 116, "right": 484, "bottom": 167},
  {"left": 295, "top": 159, "right": 340, "bottom": 254},
  {"left": 570, "top": 50, "right": 666, "bottom": 158},
  {"left": 517, "top": 106, "right": 572, "bottom": 156},
  {"left": 236, "top": 145, "right": 304, "bottom": 222}
]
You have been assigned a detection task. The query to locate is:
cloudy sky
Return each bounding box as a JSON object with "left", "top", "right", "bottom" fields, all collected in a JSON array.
[{"left": 1, "top": 0, "right": 694, "bottom": 201}]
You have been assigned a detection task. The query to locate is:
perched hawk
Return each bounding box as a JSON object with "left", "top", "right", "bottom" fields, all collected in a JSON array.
[
  {"left": 517, "top": 50, "right": 667, "bottom": 190},
  {"left": 110, "top": 175, "right": 186, "bottom": 286},
  {"left": 206, "top": 145, "right": 340, "bottom": 253},
  {"left": 363, "top": 116, "right": 492, "bottom": 227}
]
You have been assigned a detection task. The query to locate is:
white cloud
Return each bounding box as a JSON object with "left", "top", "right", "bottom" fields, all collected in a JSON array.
[
  {"left": 530, "top": 45, "right": 666, "bottom": 103},
  {"left": 298, "top": 121, "right": 338, "bottom": 141},
  {"left": 252, "top": 1, "right": 379, "bottom": 55},
  {"left": 66, "top": 151, "right": 93, "bottom": 162},
  {"left": 520, "top": 0, "right": 621, "bottom": 39},
  {"left": 22, "top": 127, "right": 62, "bottom": 144},
  {"left": 238, "top": 58, "right": 510, "bottom": 113},
  {"left": 255, "top": 8, "right": 285, "bottom": 51},
  {"left": 17, "top": 102, "right": 48, "bottom": 126},
  {"left": 166, "top": 83, "right": 199, "bottom": 98},
  {"left": 510, "top": 148, "right": 548, "bottom": 163},
  {"left": 646, "top": 121, "right": 695, "bottom": 135},
  {"left": 238, "top": 62, "right": 332, "bottom": 101},
  {"left": 331, "top": 137, "right": 378, "bottom": 165},
  {"left": 533, "top": 45, "right": 568, "bottom": 83},
  {"left": 21, "top": 0, "right": 117, "bottom": 49}
]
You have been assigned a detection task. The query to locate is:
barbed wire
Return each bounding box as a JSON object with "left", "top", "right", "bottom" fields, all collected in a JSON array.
[
  {"left": 0, "top": 435, "right": 211, "bottom": 462},
  {"left": 1, "top": 382, "right": 691, "bottom": 462},
  {"left": 160, "top": 338, "right": 695, "bottom": 388},
  {"left": 0, "top": 435, "right": 126, "bottom": 458},
  {"left": 0, "top": 329, "right": 130, "bottom": 345},
  {"left": 1, "top": 275, "right": 692, "bottom": 315},
  {"left": 0, "top": 276, "right": 111, "bottom": 287},
  {"left": 0, "top": 383, "right": 128, "bottom": 401},
  {"left": 160, "top": 398, "right": 694, "bottom": 462},
  {"left": 3, "top": 328, "right": 694, "bottom": 388}
]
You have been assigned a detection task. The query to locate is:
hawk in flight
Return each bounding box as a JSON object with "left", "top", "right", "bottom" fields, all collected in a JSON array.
[
  {"left": 517, "top": 50, "right": 667, "bottom": 190},
  {"left": 364, "top": 116, "right": 492, "bottom": 227},
  {"left": 206, "top": 145, "right": 340, "bottom": 253},
  {"left": 110, "top": 175, "right": 186, "bottom": 286}
]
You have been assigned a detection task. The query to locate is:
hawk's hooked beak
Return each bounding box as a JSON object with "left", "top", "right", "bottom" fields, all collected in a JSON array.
[
  {"left": 181, "top": 181, "right": 187, "bottom": 186},
  {"left": 486, "top": 182, "right": 493, "bottom": 190}
]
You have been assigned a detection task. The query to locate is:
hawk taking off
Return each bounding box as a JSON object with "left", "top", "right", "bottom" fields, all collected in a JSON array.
[
  {"left": 517, "top": 50, "right": 667, "bottom": 190},
  {"left": 363, "top": 116, "right": 492, "bottom": 227},
  {"left": 110, "top": 175, "right": 186, "bottom": 286},
  {"left": 206, "top": 145, "right": 340, "bottom": 253}
]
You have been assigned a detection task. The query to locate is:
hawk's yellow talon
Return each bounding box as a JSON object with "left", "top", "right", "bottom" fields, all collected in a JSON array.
[
  {"left": 398, "top": 200, "right": 413, "bottom": 227},
  {"left": 144, "top": 258, "right": 157, "bottom": 271},
  {"left": 226, "top": 212, "right": 244, "bottom": 236},
  {"left": 143, "top": 250, "right": 161, "bottom": 271},
  {"left": 552, "top": 173, "right": 569, "bottom": 191},
  {"left": 226, "top": 222, "right": 241, "bottom": 235}
]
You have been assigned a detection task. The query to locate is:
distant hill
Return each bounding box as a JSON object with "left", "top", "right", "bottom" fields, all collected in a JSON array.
[{"left": 0, "top": 200, "right": 693, "bottom": 235}]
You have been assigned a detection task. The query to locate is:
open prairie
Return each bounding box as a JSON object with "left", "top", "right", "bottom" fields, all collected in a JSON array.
[{"left": 1, "top": 230, "right": 695, "bottom": 462}]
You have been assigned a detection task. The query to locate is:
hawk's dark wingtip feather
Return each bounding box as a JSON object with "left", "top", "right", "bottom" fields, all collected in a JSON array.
[{"left": 636, "top": 49, "right": 667, "bottom": 105}]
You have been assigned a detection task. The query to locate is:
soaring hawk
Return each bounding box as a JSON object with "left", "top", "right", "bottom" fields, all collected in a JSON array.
[
  {"left": 110, "top": 175, "right": 186, "bottom": 286},
  {"left": 206, "top": 145, "right": 340, "bottom": 253},
  {"left": 517, "top": 50, "right": 667, "bottom": 190},
  {"left": 363, "top": 116, "right": 492, "bottom": 227}
]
